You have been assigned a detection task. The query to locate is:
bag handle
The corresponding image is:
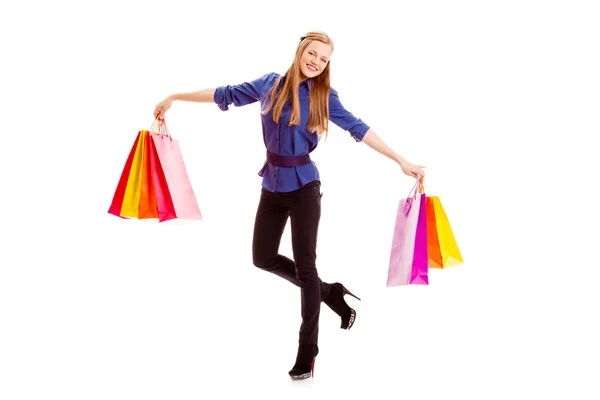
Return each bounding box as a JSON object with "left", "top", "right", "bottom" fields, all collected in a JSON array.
[
  {"left": 150, "top": 116, "right": 161, "bottom": 134},
  {"left": 149, "top": 117, "right": 172, "bottom": 140},
  {"left": 159, "top": 118, "right": 171, "bottom": 139},
  {"left": 402, "top": 176, "right": 425, "bottom": 216},
  {"left": 406, "top": 176, "right": 425, "bottom": 198}
]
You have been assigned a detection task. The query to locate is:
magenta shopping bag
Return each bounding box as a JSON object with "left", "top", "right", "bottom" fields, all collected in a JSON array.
[
  {"left": 150, "top": 119, "right": 202, "bottom": 220},
  {"left": 387, "top": 179, "right": 429, "bottom": 287}
]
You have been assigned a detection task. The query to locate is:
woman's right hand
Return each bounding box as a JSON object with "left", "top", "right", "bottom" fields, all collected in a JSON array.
[{"left": 154, "top": 96, "right": 173, "bottom": 119}]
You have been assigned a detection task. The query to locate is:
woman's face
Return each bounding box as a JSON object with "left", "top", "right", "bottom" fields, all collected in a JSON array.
[{"left": 299, "top": 41, "right": 332, "bottom": 79}]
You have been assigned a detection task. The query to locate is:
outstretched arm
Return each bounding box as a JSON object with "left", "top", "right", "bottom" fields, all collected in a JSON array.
[
  {"left": 362, "top": 128, "right": 425, "bottom": 179},
  {"left": 328, "top": 89, "right": 425, "bottom": 179},
  {"left": 154, "top": 72, "right": 280, "bottom": 119},
  {"left": 154, "top": 89, "right": 216, "bottom": 118}
]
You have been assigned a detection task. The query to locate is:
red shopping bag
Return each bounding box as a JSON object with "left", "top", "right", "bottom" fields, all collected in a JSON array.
[
  {"left": 147, "top": 129, "right": 177, "bottom": 222},
  {"left": 108, "top": 132, "right": 141, "bottom": 218}
]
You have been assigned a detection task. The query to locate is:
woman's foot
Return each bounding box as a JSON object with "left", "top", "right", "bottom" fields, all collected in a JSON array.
[
  {"left": 289, "top": 344, "right": 319, "bottom": 380},
  {"left": 323, "top": 282, "right": 361, "bottom": 330}
]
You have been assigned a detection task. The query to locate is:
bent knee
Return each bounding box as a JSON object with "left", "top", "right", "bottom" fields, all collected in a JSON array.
[{"left": 253, "top": 255, "right": 278, "bottom": 270}]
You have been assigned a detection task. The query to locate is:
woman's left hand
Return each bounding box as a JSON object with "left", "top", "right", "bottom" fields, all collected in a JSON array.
[{"left": 399, "top": 160, "right": 426, "bottom": 179}]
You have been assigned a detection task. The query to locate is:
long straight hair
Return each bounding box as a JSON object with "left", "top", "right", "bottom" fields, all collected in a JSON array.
[{"left": 262, "top": 31, "right": 334, "bottom": 139}]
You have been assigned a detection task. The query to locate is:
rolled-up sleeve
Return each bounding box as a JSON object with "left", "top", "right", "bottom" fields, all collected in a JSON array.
[
  {"left": 214, "top": 72, "right": 277, "bottom": 111},
  {"left": 329, "top": 88, "right": 370, "bottom": 142}
]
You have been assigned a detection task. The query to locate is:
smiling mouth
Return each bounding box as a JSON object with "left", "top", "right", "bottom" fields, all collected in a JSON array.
[{"left": 307, "top": 64, "right": 318, "bottom": 72}]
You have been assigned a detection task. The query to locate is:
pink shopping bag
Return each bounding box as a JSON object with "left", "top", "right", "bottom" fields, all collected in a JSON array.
[
  {"left": 150, "top": 119, "right": 202, "bottom": 220},
  {"left": 387, "top": 178, "right": 429, "bottom": 287}
]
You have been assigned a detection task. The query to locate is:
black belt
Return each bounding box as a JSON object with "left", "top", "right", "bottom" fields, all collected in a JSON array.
[{"left": 266, "top": 151, "right": 312, "bottom": 167}]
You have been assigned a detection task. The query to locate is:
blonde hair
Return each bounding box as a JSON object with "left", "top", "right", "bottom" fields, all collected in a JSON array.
[{"left": 262, "top": 31, "right": 334, "bottom": 139}]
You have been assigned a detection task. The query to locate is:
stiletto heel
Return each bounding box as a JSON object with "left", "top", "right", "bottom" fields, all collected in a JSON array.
[
  {"left": 324, "top": 282, "right": 361, "bottom": 330},
  {"left": 342, "top": 286, "right": 361, "bottom": 301}
]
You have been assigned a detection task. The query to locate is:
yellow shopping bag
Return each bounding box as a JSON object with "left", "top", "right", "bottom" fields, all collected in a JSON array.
[{"left": 119, "top": 130, "right": 147, "bottom": 218}]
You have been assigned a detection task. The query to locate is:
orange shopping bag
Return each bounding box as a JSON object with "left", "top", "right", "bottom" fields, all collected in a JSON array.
[{"left": 138, "top": 128, "right": 159, "bottom": 219}]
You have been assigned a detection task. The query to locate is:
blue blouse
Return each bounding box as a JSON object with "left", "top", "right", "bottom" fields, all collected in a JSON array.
[{"left": 213, "top": 72, "right": 370, "bottom": 192}]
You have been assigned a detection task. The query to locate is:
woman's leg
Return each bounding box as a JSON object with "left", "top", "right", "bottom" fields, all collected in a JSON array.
[
  {"left": 252, "top": 187, "right": 330, "bottom": 300},
  {"left": 252, "top": 184, "right": 357, "bottom": 335},
  {"left": 288, "top": 181, "right": 323, "bottom": 345},
  {"left": 252, "top": 188, "right": 291, "bottom": 279}
]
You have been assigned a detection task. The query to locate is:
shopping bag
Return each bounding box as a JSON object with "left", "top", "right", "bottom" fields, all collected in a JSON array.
[
  {"left": 119, "top": 129, "right": 149, "bottom": 218},
  {"left": 150, "top": 120, "right": 202, "bottom": 220},
  {"left": 147, "top": 131, "right": 177, "bottom": 222},
  {"left": 426, "top": 196, "right": 463, "bottom": 268},
  {"left": 108, "top": 118, "right": 201, "bottom": 222},
  {"left": 137, "top": 130, "right": 159, "bottom": 219},
  {"left": 426, "top": 196, "right": 442, "bottom": 268},
  {"left": 411, "top": 192, "right": 429, "bottom": 284},
  {"left": 107, "top": 119, "right": 176, "bottom": 221},
  {"left": 387, "top": 179, "right": 428, "bottom": 287},
  {"left": 108, "top": 131, "right": 142, "bottom": 218}
]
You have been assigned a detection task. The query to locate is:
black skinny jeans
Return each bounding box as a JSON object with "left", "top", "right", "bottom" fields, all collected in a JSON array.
[{"left": 252, "top": 180, "right": 331, "bottom": 345}]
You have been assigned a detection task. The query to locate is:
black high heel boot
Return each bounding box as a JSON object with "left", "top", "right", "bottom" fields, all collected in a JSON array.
[
  {"left": 324, "top": 282, "right": 361, "bottom": 330},
  {"left": 288, "top": 344, "right": 319, "bottom": 380}
]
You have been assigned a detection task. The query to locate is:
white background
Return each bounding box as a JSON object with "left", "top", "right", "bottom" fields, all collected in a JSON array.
[{"left": 1, "top": 0, "right": 599, "bottom": 398}]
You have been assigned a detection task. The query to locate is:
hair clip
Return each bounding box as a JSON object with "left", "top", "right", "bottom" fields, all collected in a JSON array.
[{"left": 299, "top": 36, "right": 306, "bottom": 41}]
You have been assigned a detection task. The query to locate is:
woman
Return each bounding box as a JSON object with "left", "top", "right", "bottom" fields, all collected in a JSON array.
[{"left": 154, "top": 31, "right": 425, "bottom": 380}]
